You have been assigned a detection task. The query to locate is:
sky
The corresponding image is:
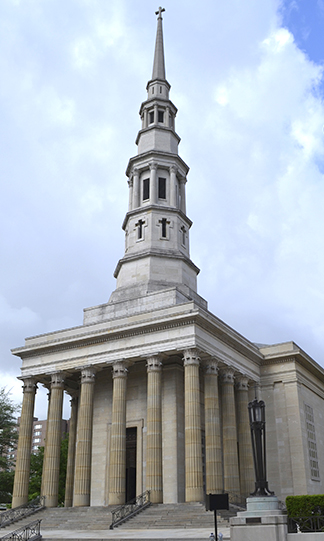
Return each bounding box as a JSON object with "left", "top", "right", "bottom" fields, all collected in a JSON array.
[{"left": 1, "top": 0, "right": 324, "bottom": 419}]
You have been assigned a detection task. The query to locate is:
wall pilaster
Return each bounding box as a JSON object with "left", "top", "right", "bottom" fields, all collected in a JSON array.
[{"left": 12, "top": 378, "right": 37, "bottom": 508}]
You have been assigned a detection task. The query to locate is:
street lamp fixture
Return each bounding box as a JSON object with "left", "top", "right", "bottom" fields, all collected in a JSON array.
[{"left": 248, "top": 398, "right": 274, "bottom": 497}]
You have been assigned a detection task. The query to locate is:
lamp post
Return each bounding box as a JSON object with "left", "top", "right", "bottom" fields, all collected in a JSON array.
[{"left": 248, "top": 398, "right": 274, "bottom": 497}]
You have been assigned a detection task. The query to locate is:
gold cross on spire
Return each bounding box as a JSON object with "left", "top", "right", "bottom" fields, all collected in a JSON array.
[{"left": 155, "top": 6, "right": 165, "bottom": 19}]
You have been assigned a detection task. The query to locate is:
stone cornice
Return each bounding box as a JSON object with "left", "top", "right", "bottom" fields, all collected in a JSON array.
[
  {"left": 113, "top": 248, "right": 200, "bottom": 279},
  {"left": 121, "top": 205, "right": 193, "bottom": 231},
  {"left": 126, "top": 150, "right": 189, "bottom": 178}
]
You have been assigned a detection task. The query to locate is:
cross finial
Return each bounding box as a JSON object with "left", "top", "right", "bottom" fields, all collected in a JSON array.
[{"left": 155, "top": 6, "right": 165, "bottom": 19}]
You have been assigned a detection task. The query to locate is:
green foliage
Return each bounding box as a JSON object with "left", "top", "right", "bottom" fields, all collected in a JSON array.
[
  {"left": 28, "top": 435, "right": 69, "bottom": 505},
  {"left": 286, "top": 495, "right": 324, "bottom": 517},
  {"left": 0, "top": 387, "right": 20, "bottom": 503}
]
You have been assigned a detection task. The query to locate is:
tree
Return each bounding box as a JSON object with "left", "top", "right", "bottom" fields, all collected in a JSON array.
[{"left": 0, "top": 387, "right": 20, "bottom": 503}]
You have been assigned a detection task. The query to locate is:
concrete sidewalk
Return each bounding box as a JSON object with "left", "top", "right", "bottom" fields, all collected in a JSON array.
[{"left": 40, "top": 526, "right": 230, "bottom": 540}]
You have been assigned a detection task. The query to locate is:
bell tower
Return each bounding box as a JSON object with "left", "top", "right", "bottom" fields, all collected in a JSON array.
[{"left": 110, "top": 7, "right": 200, "bottom": 306}]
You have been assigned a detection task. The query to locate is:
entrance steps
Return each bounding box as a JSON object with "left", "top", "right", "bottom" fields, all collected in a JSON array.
[{"left": 0, "top": 503, "right": 235, "bottom": 540}]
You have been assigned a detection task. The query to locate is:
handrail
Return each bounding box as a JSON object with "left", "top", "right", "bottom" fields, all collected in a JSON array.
[
  {"left": 0, "top": 497, "right": 45, "bottom": 529},
  {"left": 110, "top": 490, "right": 151, "bottom": 529},
  {"left": 0, "top": 519, "right": 42, "bottom": 540},
  {"left": 288, "top": 515, "right": 324, "bottom": 533}
]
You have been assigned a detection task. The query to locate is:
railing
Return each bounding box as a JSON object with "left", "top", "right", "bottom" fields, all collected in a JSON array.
[
  {"left": 0, "top": 519, "right": 42, "bottom": 540},
  {"left": 110, "top": 490, "right": 151, "bottom": 529},
  {"left": 0, "top": 497, "right": 45, "bottom": 529},
  {"left": 288, "top": 515, "right": 324, "bottom": 533}
]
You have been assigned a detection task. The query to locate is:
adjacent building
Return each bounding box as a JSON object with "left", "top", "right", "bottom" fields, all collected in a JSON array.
[{"left": 11, "top": 8, "right": 324, "bottom": 509}]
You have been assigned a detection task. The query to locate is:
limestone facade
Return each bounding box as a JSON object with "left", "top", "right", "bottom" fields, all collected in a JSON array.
[{"left": 12, "top": 9, "right": 324, "bottom": 509}]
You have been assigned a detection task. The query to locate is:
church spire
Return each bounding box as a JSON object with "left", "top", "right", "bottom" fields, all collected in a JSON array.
[{"left": 152, "top": 7, "right": 166, "bottom": 81}]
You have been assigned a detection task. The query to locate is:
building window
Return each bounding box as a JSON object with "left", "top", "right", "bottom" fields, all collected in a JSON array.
[
  {"left": 160, "top": 86, "right": 162, "bottom": 93},
  {"left": 158, "top": 110, "right": 164, "bottom": 123},
  {"left": 305, "top": 403, "right": 320, "bottom": 481},
  {"left": 34, "top": 424, "right": 42, "bottom": 429},
  {"left": 158, "top": 177, "right": 166, "bottom": 199},
  {"left": 149, "top": 111, "right": 154, "bottom": 124},
  {"left": 152, "top": 87, "right": 154, "bottom": 94},
  {"left": 33, "top": 438, "right": 41, "bottom": 443},
  {"left": 143, "top": 178, "right": 150, "bottom": 201},
  {"left": 34, "top": 431, "right": 41, "bottom": 436}
]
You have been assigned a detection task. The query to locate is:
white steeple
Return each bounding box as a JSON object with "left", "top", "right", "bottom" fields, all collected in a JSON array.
[{"left": 109, "top": 8, "right": 201, "bottom": 307}]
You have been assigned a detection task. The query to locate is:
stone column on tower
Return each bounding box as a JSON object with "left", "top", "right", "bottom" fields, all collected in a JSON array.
[
  {"left": 108, "top": 361, "right": 128, "bottom": 505},
  {"left": 183, "top": 348, "right": 204, "bottom": 502},
  {"left": 150, "top": 162, "right": 158, "bottom": 204},
  {"left": 146, "top": 355, "right": 163, "bottom": 503},
  {"left": 221, "top": 367, "right": 240, "bottom": 500},
  {"left": 128, "top": 177, "right": 134, "bottom": 212},
  {"left": 236, "top": 375, "right": 254, "bottom": 498},
  {"left": 73, "top": 367, "right": 96, "bottom": 507},
  {"left": 42, "top": 372, "right": 65, "bottom": 507},
  {"left": 12, "top": 377, "right": 37, "bottom": 508},
  {"left": 132, "top": 168, "right": 140, "bottom": 209},
  {"left": 179, "top": 178, "right": 186, "bottom": 214},
  {"left": 170, "top": 166, "right": 177, "bottom": 208},
  {"left": 204, "top": 359, "right": 222, "bottom": 494},
  {"left": 64, "top": 393, "right": 79, "bottom": 507},
  {"left": 40, "top": 387, "right": 51, "bottom": 498}
]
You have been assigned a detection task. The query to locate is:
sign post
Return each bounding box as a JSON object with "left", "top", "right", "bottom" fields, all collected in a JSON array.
[{"left": 205, "top": 493, "right": 229, "bottom": 540}]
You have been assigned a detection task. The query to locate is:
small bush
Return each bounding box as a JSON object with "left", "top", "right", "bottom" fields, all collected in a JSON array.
[{"left": 286, "top": 495, "right": 324, "bottom": 517}]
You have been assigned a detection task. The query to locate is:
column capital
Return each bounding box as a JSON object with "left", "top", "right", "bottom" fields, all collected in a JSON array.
[
  {"left": 50, "top": 372, "right": 65, "bottom": 389},
  {"left": 150, "top": 162, "right": 158, "bottom": 171},
  {"left": 179, "top": 176, "right": 187, "bottom": 185},
  {"left": 133, "top": 167, "right": 139, "bottom": 176},
  {"left": 170, "top": 165, "right": 178, "bottom": 174},
  {"left": 204, "top": 358, "right": 219, "bottom": 375},
  {"left": 221, "top": 366, "right": 235, "bottom": 384},
  {"left": 146, "top": 355, "right": 163, "bottom": 372},
  {"left": 112, "top": 361, "right": 128, "bottom": 379},
  {"left": 235, "top": 374, "right": 249, "bottom": 391},
  {"left": 20, "top": 377, "right": 37, "bottom": 394},
  {"left": 128, "top": 177, "right": 133, "bottom": 187},
  {"left": 183, "top": 348, "right": 200, "bottom": 367},
  {"left": 80, "top": 367, "right": 96, "bottom": 384}
]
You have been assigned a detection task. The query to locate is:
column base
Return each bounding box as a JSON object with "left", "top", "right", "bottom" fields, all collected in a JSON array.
[
  {"left": 185, "top": 487, "right": 204, "bottom": 502},
  {"left": 109, "top": 493, "right": 125, "bottom": 505},
  {"left": 73, "top": 494, "right": 90, "bottom": 507},
  {"left": 12, "top": 496, "right": 28, "bottom": 509},
  {"left": 45, "top": 495, "right": 59, "bottom": 508},
  {"left": 150, "top": 490, "right": 163, "bottom": 504}
]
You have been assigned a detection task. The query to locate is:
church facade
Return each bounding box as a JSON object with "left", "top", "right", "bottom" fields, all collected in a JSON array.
[{"left": 12, "top": 9, "right": 324, "bottom": 509}]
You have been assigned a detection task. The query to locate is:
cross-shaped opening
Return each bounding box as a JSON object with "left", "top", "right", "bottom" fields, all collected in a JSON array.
[{"left": 136, "top": 219, "right": 145, "bottom": 240}]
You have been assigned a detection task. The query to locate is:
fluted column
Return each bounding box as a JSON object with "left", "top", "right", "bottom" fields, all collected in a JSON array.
[
  {"left": 170, "top": 166, "right": 177, "bottom": 208},
  {"left": 146, "top": 355, "right": 163, "bottom": 503},
  {"left": 132, "top": 168, "right": 139, "bottom": 208},
  {"left": 73, "top": 368, "right": 96, "bottom": 507},
  {"left": 150, "top": 162, "right": 158, "bottom": 204},
  {"left": 204, "top": 359, "right": 222, "bottom": 494},
  {"left": 221, "top": 367, "right": 240, "bottom": 500},
  {"left": 236, "top": 375, "right": 254, "bottom": 499},
  {"left": 12, "top": 378, "right": 37, "bottom": 508},
  {"left": 183, "top": 348, "right": 204, "bottom": 502},
  {"left": 64, "top": 393, "right": 79, "bottom": 507},
  {"left": 128, "top": 177, "right": 133, "bottom": 211},
  {"left": 108, "top": 361, "right": 128, "bottom": 505},
  {"left": 42, "top": 372, "right": 65, "bottom": 507}
]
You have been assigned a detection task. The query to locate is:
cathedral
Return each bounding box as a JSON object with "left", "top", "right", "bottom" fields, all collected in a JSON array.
[{"left": 12, "top": 8, "right": 324, "bottom": 509}]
